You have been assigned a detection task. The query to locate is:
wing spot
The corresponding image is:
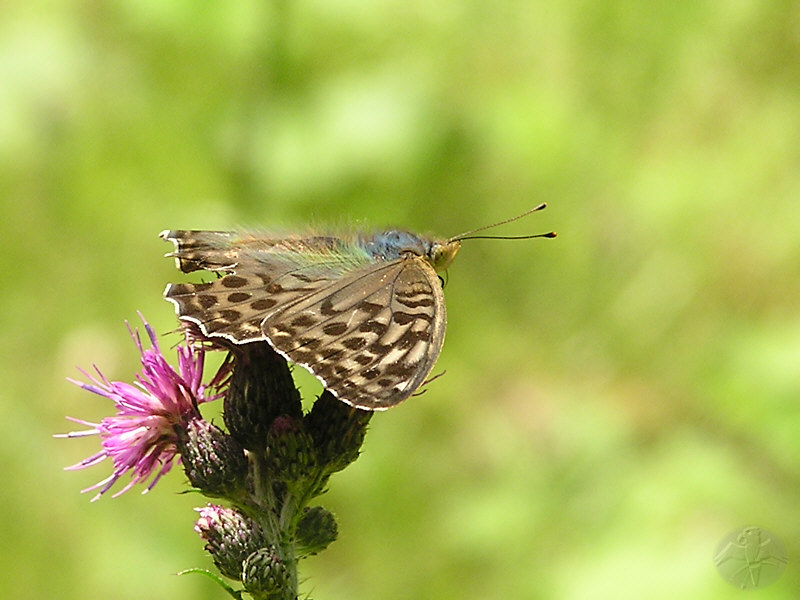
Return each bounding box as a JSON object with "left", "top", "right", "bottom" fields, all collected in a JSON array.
[
  {"left": 358, "top": 301, "right": 384, "bottom": 315},
  {"left": 366, "top": 341, "right": 391, "bottom": 355},
  {"left": 251, "top": 298, "right": 278, "bottom": 311},
  {"left": 358, "top": 321, "right": 385, "bottom": 334},
  {"left": 320, "top": 299, "right": 339, "bottom": 316},
  {"left": 290, "top": 314, "right": 318, "bottom": 328},
  {"left": 362, "top": 367, "right": 382, "bottom": 380},
  {"left": 354, "top": 354, "right": 374, "bottom": 366},
  {"left": 394, "top": 311, "right": 431, "bottom": 325},
  {"left": 323, "top": 322, "right": 348, "bottom": 336},
  {"left": 397, "top": 330, "right": 428, "bottom": 349},
  {"left": 227, "top": 292, "right": 252, "bottom": 303},
  {"left": 198, "top": 295, "right": 218, "bottom": 308},
  {"left": 397, "top": 296, "right": 435, "bottom": 308},
  {"left": 342, "top": 337, "right": 368, "bottom": 350},
  {"left": 221, "top": 276, "right": 248, "bottom": 288},
  {"left": 384, "top": 363, "right": 415, "bottom": 378}
]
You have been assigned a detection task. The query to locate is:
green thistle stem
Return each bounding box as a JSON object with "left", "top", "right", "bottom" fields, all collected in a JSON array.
[{"left": 249, "top": 453, "right": 281, "bottom": 544}]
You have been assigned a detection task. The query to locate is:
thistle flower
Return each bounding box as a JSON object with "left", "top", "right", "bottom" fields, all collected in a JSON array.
[{"left": 58, "top": 315, "right": 225, "bottom": 501}]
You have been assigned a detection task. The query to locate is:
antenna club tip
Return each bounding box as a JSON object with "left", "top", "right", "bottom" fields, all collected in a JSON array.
[{"left": 545, "top": 231, "right": 557, "bottom": 238}]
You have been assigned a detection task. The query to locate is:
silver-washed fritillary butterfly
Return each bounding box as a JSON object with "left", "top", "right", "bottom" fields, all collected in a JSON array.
[{"left": 161, "top": 204, "right": 555, "bottom": 410}]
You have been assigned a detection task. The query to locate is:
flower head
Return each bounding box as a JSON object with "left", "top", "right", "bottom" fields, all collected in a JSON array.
[
  {"left": 59, "top": 314, "right": 225, "bottom": 501},
  {"left": 194, "top": 504, "right": 268, "bottom": 580}
]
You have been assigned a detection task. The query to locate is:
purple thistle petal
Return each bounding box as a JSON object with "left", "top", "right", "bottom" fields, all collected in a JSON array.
[{"left": 59, "top": 314, "right": 227, "bottom": 501}]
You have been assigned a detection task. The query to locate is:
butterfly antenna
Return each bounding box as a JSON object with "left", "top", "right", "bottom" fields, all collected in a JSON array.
[{"left": 448, "top": 203, "right": 557, "bottom": 242}]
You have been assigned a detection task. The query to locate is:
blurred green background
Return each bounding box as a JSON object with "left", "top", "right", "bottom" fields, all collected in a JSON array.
[{"left": 3, "top": 1, "right": 799, "bottom": 598}]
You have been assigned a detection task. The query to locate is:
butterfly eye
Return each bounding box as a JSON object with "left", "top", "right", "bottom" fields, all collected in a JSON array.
[{"left": 429, "top": 241, "right": 461, "bottom": 272}]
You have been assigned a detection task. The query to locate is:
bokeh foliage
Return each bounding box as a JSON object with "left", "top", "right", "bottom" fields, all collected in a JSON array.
[{"left": 2, "top": 1, "right": 799, "bottom": 599}]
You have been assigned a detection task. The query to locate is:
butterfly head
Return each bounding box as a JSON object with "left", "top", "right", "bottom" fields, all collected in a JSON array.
[
  {"left": 425, "top": 204, "right": 558, "bottom": 272},
  {"left": 428, "top": 239, "right": 462, "bottom": 271}
]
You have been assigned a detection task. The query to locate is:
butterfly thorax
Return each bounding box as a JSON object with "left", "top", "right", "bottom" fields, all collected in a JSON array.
[{"left": 361, "top": 230, "right": 461, "bottom": 271}]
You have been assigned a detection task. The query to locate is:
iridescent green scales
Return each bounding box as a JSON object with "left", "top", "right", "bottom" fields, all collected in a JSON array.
[{"left": 161, "top": 229, "right": 461, "bottom": 410}]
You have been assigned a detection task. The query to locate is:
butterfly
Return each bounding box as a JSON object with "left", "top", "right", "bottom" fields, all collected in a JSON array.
[{"left": 161, "top": 204, "right": 555, "bottom": 411}]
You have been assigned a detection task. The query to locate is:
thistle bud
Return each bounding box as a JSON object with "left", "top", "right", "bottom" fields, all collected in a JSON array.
[
  {"left": 305, "top": 391, "right": 372, "bottom": 473},
  {"left": 242, "top": 546, "right": 291, "bottom": 600},
  {"left": 178, "top": 418, "right": 248, "bottom": 498},
  {"left": 264, "top": 416, "right": 317, "bottom": 482},
  {"left": 296, "top": 506, "right": 338, "bottom": 556},
  {"left": 194, "top": 505, "right": 267, "bottom": 581},
  {"left": 224, "top": 343, "right": 302, "bottom": 451}
]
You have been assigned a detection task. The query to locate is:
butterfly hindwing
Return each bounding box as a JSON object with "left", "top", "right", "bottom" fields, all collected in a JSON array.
[{"left": 162, "top": 230, "right": 376, "bottom": 341}]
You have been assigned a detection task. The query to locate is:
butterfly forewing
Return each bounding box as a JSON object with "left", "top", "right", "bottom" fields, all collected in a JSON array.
[{"left": 161, "top": 229, "right": 446, "bottom": 410}]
